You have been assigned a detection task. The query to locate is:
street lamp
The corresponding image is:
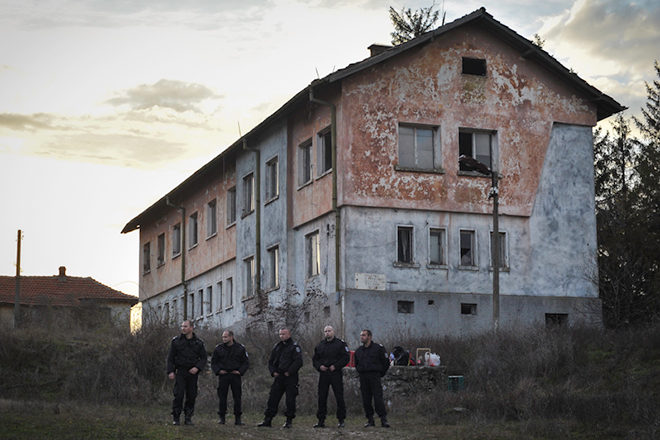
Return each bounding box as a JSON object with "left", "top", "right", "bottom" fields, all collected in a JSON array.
[{"left": 458, "top": 154, "right": 500, "bottom": 331}]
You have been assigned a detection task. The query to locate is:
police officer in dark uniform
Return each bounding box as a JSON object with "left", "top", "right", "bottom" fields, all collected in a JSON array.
[
  {"left": 257, "top": 327, "right": 303, "bottom": 428},
  {"left": 312, "top": 325, "right": 350, "bottom": 428},
  {"left": 166, "top": 319, "right": 207, "bottom": 425},
  {"left": 211, "top": 330, "right": 249, "bottom": 426},
  {"left": 354, "top": 329, "right": 390, "bottom": 428}
]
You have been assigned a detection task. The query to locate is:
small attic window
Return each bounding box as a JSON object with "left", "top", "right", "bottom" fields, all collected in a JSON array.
[{"left": 462, "top": 57, "right": 487, "bottom": 76}]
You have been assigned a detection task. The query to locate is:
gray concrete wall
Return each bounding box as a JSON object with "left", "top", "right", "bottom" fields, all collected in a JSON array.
[{"left": 343, "top": 289, "right": 601, "bottom": 345}]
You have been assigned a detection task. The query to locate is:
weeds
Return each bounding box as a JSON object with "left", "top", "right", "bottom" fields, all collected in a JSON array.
[{"left": 1, "top": 322, "right": 658, "bottom": 437}]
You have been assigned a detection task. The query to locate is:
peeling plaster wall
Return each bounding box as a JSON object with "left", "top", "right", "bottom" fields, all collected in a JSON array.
[
  {"left": 339, "top": 122, "right": 600, "bottom": 339},
  {"left": 339, "top": 23, "right": 596, "bottom": 218}
]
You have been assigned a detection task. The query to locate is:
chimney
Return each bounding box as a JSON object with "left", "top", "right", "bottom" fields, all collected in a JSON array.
[
  {"left": 58, "top": 266, "right": 66, "bottom": 277},
  {"left": 368, "top": 44, "right": 393, "bottom": 57}
]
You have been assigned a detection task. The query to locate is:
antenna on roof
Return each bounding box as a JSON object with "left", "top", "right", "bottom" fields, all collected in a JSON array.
[
  {"left": 238, "top": 121, "right": 242, "bottom": 138},
  {"left": 441, "top": 0, "right": 446, "bottom": 25},
  {"left": 315, "top": 67, "right": 320, "bottom": 79}
]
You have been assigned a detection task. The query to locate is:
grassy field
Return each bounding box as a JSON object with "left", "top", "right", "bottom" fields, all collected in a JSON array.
[
  {"left": 0, "top": 399, "right": 638, "bottom": 440},
  {"left": 1, "top": 323, "right": 658, "bottom": 439}
]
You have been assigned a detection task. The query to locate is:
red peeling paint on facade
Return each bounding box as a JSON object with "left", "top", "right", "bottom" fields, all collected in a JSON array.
[{"left": 339, "top": 24, "right": 596, "bottom": 218}]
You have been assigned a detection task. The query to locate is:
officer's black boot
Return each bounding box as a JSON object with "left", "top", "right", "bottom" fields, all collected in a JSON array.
[
  {"left": 218, "top": 415, "right": 225, "bottom": 425},
  {"left": 364, "top": 418, "right": 375, "bottom": 427},
  {"left": 172, "top": 415, "right": 181, "bottom": 426},
  {"left": 380, "top": 416, "right": 390, "bottom": 428},
  {"left": 313, "top": 418, "right": 325, "bottom": 428},
  {"left": 235, "top": 415, "right": 244, "bottom": 425},
  {"left": 337, "top": 419, "right": 345, "bottom": 428},
  {"left": 283, "top": 417, "right": 293, "bottom": 428},
  {"left": 184, "top": 416, "right": 193, "bottom": 425},
  {"left": 257, "top": 417, "right": 272, "bottom": 427}
]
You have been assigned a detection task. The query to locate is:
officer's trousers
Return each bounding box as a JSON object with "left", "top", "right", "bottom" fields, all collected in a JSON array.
[
  {"left": 172, "top": 369, "right": 199, "bottom": 417},
  {"left": 316, "top": 370, "right": 346, "bottom": 421},
  {"left": 264, "top": 374, "right": 298, "bottom": 419},
  {"left": 358, "top": 372, "right": 386, "bottom": 419},
  {"left": 217, "top": 374, "right": 242, "bottom": 416}
]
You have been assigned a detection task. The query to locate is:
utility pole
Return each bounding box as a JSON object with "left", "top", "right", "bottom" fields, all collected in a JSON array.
[
  {"left": 14, "top": 230, "right": 22, "bottom": 329},
  {"left": 459, "top": 146, "right": 500, "bottom": 331}
]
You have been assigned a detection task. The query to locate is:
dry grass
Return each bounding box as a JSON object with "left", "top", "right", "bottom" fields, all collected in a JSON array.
[{"left": 1, "top": 323, "right": 659, "bottom": 439}]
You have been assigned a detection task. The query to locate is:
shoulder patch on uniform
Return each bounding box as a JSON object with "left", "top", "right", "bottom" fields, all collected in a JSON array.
[
  {"left": 378, "top": 343, "right": 384, "bottom": 347},
  {"left": 296, "top": 346, "right": 301, "bottom": 352},
  {"left": 345, "top": 346, "right": 349, "bottom": 352}
]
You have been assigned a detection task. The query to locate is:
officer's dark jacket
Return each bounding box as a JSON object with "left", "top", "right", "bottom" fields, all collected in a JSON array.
[
  {"left": 312, "top": 337, "right": 350, "bottom": 372},
  {"left": 166, "top": 333, "right": 207, "bottom": 374},
  {"left": 268, "top": 338, "right": 303, "bottom": 376},
  {"left": 354, "top": 341, "right": 390, "bottom": 376},
  {"left": 211, "top": 342, "right": 249, "bottom": 376}
]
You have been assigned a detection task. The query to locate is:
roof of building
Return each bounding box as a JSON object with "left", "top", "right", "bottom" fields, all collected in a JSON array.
[
  {"left": 0, "top": 267, "right": 138, "bottom": 307},
  {"left": 121, "top": 7, "right": 625, "bottom": 234}
]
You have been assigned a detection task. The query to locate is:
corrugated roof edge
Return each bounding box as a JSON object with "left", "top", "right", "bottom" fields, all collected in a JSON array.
[{"left": 121, "top": 6, "right": 625, "bottom": 234}]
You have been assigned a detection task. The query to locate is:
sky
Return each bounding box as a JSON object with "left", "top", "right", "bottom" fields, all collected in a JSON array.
[{"left": 1, "top": 0, "right": 658, "bottom": 297}]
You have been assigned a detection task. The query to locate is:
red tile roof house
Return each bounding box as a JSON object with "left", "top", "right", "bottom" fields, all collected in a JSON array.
[{"left": 0, "top": 266, "right": 138, "bottom": 329}]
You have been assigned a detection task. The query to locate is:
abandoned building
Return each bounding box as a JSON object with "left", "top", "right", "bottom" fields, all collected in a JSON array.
[
  {"left": 122, "top": 8, "right": 624, "bottom": 344},
  {"left": 0, "top": 266, "right": 138, "bottom": 329}
]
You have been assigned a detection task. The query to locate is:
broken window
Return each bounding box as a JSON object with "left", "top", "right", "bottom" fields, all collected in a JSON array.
[
  {"left": 398, "top": 124, "right": 437, "bottom": 170},
  {"left": 397, "top": 226, "right": 414, "bottom": 264},
  {"left": 207, "top": 199, "right": 217, "bottom": 237},
  {"left": 142, "top": 242, "right": 151, "bottom": 274},
  {"left": 188, "top": 212, "right": 198, "bottom": 248},
  {"left": 490, "top": 231, "right": 508, "bottom": 268},
  {"left": 226, "top": 187, "right": 236, "bottom": 225},
  {"left": 198, "top": 288, "right": 204, "bottom": 317},
  {"left": 267, "top": 245, "right": 279, "bottom": 289},
  {"left": 545, "top": 313, "right": 568, "bottom": 327},
  {"left": 206, "top": 285, "right": 213, "bottom": 315},
  {"left": 216, "top": 281, "right": 223, "bottom": 312},
  {"left": 397, "top": 300, "right": 414, "bottom": 314},
  {"left": 459, "top": 130, "right": 494, "bottom": 171},
  {"left": 462, "top": 57, "right": 487, "bottom": 76},
  {"left": 429, "top": 228, "right": 446, "bottom": 265},
  {"left": 265, "top": 156, "right": 279, "bottom": 201},
  {"left": 172, "top": 223, "right": 181, "bottom": 256},
  {"left": 461, "top": 303, "right": 477, "bottom": 315},
  {"left": 244, "top": 256, "right": 255, "bottom": 298},
  {"left": 226, "top": 277, "right": 233, "bottom": 308},
  {"left": 157, "top": 233, "right": 165, "bottom": 266},
  {"left": 298, "top": 139, "right": 312, "bottom": 186},
  {"left": 306, "top": 231, "right": 320, "bottom": 278},
  {"left": 459, "top": 230, "right": 476, "bottom": 266},
  {"left": 317, "top": 127, "right": 332, "bottom": 175},
  {"left": 243, "top": 173, "right": 254, "bottom": 215}
]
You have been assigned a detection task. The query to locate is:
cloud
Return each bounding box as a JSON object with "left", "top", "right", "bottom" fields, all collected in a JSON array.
[
  {"left": 37, "top": 132, "right": 189, "bottom": 169},
  {"left": 0, "top": 0, "right": 273, "bottom": 30},
  {"left": 107, "top": 79, "right": 222, "bottom": 113},
  {"left": 0, "top": 106, "right": 225, "bottom": 169},
  {"left": 542, "top": 0, "right": 660, "bottom": 78},
  {"left": 0, "top": 113, "right": 56, "bottom": 131}
]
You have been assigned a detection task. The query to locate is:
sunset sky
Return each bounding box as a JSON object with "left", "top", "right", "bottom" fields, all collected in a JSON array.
[{"left": 1, "top": 0, "right": 658, "bottom": 297}]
